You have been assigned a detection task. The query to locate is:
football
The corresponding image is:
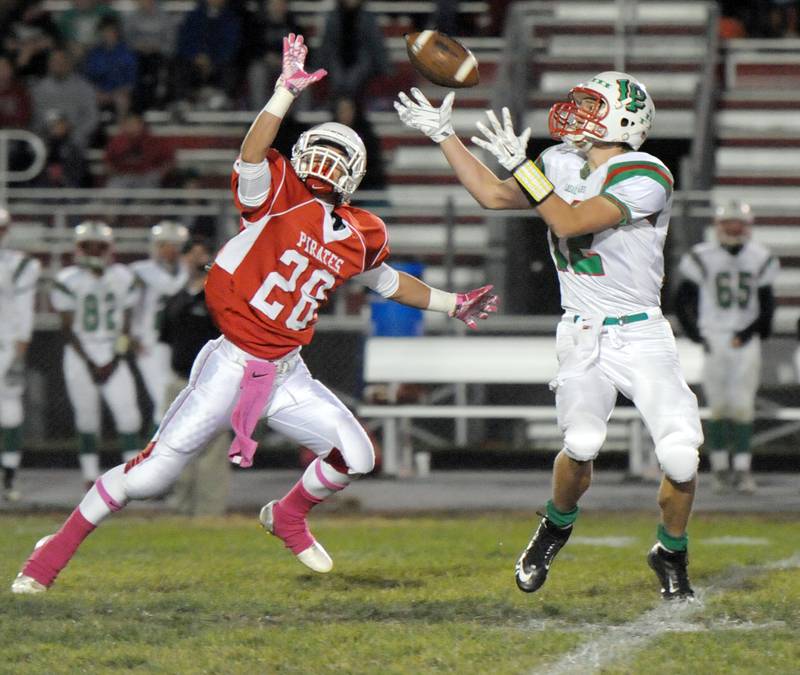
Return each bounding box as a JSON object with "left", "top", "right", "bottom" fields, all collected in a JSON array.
[{"left": 404, "top": 30, "right": 480, "bottom": 88}]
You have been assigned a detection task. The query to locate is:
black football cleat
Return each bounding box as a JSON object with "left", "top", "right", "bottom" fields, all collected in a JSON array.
[
  {"left": 647, "top": 544, "right": 695, "bottom": 601},
  {"left": 515, "top": 515, "right": 572, "bottom": 593}
]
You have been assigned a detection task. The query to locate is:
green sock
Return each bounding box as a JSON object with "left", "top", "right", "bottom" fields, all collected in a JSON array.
[
  {"left": 731, "top": 422, "right": 753, "bottom": 455},
  {"left": 657, "top": 523, "right": 688, "bottom": 552},
  {"left": 705, "top": 418, "right": 727, "bottom": 450},
  {"left": 78, "top": 433, "right": 97, "bottom": 455},
  {"left": 119, "top": 432, "right": 140, "bottom": 453},
  {"left": 2, "top": 426, "right": 22, "bottom": 453},
  {"left": 546, "top": 499, "right": 579, "bottom": 528}
]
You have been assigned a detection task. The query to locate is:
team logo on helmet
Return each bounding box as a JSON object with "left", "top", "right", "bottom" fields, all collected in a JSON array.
[{"left": 548, "top": 71, "right": 655, "bottom": 151}]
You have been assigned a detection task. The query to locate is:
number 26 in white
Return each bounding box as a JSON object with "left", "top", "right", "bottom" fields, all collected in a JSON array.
[{"left": 249, "top": 249, "right": 335, "bottom": 331}]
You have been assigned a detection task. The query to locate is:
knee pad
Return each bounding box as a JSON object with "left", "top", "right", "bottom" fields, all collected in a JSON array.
[
  {"left": 123, "top": 441, "right": 188, "bottom": 499},
  {"left": 562, "top": 413, "right": 607, "bottom": 462},
  {"left": 655, "top": 437, "right": 699, "bottom": 483},
  {"left": 0, "top": 397, "right": 23, "bottom": 428}
]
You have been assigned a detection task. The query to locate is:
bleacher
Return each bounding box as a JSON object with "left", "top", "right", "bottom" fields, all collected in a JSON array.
[{"left": 713, "top": 38, "right": 800, "bottom": 334}]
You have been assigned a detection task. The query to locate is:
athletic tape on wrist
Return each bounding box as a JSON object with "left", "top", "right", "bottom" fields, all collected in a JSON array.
[
  {"left": 427, "top": 287, "right": 457, "bottom": 314},
  {"left": 263, "top": 86, "right": 295, "bottom": 118},
  {"left": 512, "top": 159, "right": 554, "bottom": 203}
]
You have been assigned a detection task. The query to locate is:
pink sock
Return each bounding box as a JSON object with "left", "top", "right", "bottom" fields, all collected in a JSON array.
[
  {"left": 272, "top": 482, "right": 322, "bottom": 555},
  {"left": 23, "top": 509, "right": 95, "bottom": 587}
]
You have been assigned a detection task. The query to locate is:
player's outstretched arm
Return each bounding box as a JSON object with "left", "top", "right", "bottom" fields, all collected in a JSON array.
[
  {"left": 240, "top": 33, "right": 326, "bottom": 163},
  {"left": 473, "top": 108, "right": 623, "bottom": 237},
  {"left": 390, "top": 271, "right": 499, "bottom": 330},
  {"left": 394, "top": 89, "right": 527, "bottom": 210}
]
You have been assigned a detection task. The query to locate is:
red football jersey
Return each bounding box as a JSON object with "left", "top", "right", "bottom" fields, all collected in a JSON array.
[{"left": 206, "top": 149, "right": 390, "bottom": 359}]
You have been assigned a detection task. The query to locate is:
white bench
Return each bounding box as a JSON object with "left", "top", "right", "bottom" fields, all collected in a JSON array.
[{"left": 358, "top": 335, "right": 706, "bottom": 476}]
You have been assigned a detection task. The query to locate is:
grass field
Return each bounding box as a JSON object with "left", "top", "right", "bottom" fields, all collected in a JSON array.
[{"left": 1, "top": 511, "right": 798, "bottom": 674}]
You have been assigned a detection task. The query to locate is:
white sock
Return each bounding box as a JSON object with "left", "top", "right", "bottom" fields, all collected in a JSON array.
[
  {"left": 78, "top": 464, "right": 129, "bottom": 525},
  {"left": 1, "top": 451, "right": 21, "bottom": 470},
  {"left": 301, "top": 457, "right": 352, "bottom": 500},
  {"left": 710, "top": 450, "right": 729, "bottom": 472},
  {"left": 79, "top": 453, "right": 100, "bottom": 481},
  {"left": 732, "top": 453, "right": 752, "bottom": 472}
]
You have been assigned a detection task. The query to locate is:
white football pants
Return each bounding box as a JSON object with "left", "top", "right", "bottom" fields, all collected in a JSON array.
[
  {"left": 122, "top": 336, "right": 374, "bottom": 499},
  {"left": 702, "top": 334, "right": 760, "bottom": 422},
  {"left": 552, "top": 313, "right": 702, "bottom": 482},
  {"left": 63, "top": 346, "right": 141, "bottom": 435},
  {"left": 136, "top": 342, "right": 172, "bottom": 425},
  {"left": 0, "top": 339, "right": 24, "bottom": 428}
]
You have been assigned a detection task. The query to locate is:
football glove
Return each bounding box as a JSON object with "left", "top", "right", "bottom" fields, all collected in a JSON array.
[
  {"left": 471, "top": 107, "right": 531, "bottom": 172},
  {"left": 276, "top": 33, "right": 327, "bottom": 96},
  {"left": 451, "top": 285, "right": 499, "bottom": 330},
  {"left": 394, "top": 88, "right": 455, "bottom": 143}
]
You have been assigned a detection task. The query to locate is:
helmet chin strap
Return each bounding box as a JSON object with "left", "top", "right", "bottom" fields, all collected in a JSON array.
[{"left": 304, "top": 177, "right": 342, "bottom": 203}]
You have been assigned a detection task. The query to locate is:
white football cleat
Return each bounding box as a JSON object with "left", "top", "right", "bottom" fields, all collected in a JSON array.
[
  {"left": 259, "top": 500, "right": 333, "bottom": 573},
  {"left": 10, "top": 534, "right": 54, "bottom": 594},
  {"left": 11, "top": 573, "right": 47, "bottom": 594}
]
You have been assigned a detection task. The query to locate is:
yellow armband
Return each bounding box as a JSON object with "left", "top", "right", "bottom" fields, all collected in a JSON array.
[{"left": 512, "top": 159, "right": 554, "bottom": 204}]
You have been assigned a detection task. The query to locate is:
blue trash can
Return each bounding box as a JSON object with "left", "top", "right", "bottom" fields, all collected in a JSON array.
[{"left": 369, "top": 262, "right": 424, "bottom": 337}]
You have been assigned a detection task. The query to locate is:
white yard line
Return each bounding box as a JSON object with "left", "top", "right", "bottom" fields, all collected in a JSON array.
[{"left": 537, "top": 553, "right": 800, "bottom": 675}]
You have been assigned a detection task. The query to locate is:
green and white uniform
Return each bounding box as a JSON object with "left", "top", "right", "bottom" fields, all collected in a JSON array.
[
  {"left": 679, "top": 241, "right": 778, "bottom": 423},
  {"left": 51, "top": 264, "right": 141, "bottom": 477},
  {"left": 540, "top": 143, "right": 702, "bottom": 482},
  {"left": 129, "top": 259, "right": 188, "bottom": 424},
  {"left": 0, "top": 249, "right": 40, "bottom": 478}
]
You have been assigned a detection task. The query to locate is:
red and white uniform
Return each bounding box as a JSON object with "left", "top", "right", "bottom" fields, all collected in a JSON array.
[
  {"left": 207, "top": 149, "right": 389, "bottom": 358},
  {"left": 115, "top": 150, "right": 381, "bottom": 501}
]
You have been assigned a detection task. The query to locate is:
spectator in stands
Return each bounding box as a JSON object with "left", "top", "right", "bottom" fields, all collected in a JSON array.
[
  {"left": 124, "top": 0, "right": 177, "bottom": 110},
  {"left": 0, "top": 1, "right": 60, "bottom": 79},
  {"left": 0, "top": 53, "right": 34, "bottom": 178},
  {"left": 767, "top": 0, "right": 799, "bottom": 37},
  {"left": 160, "top": 238, "right": 231, "bottom": 516},
  {"left": 83, "top": 15, "right": 138, "bottom": 123},
  {"left": 104, "top": 111, "right": 174, "bottom": 189},
  {"left": 30, "top": 48, "right": 99, "bottom": 150},
  {"left": 332, "top": 95, "right": 385, "bottom": 191},
  {"left": 32, "top": 110, "right": 88, "bottom": 188},
  {"left": 160, "top": 168, "right": 221, "bottom": 242},
  {"left": 315, "top": 0, "right": 390, "bottom": 102},
  {"left": 239, "top": 0, "right": 300, "bottom": 110},
  {"left": 57, "top": 0, "right": 118, "bottom": 61},
  {"left": 0, "top": 54, "right": 31, "bottom": 130},
  {"left": 174, "top": 0, "right": 242, "bottom": 108}
]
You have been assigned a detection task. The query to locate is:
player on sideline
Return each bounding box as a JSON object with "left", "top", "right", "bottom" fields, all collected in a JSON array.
[
  {"left": 676, "top": 200, "right": 778, "bottom": 494},
  {"left": 0, "top": 208, "right": 41, "bottom": 501},
  {"left": 129, "top": 221, "right": 189, "bottom": 439},
  {"left": 396, "top": 73, "right": 702, "bottom": 600},
  {"left": 11, "top": 33, "right": 498, "bottom": 593},
  {"left": 50, "top": 222, "right": 141, "bottom": 489}
]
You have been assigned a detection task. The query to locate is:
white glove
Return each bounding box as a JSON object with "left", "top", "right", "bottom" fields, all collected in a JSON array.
[
  {"left": 471, "top": 107, "right": 531, "bottom": 172},
  {"left": 394, "top": 88, "right": 455, "bottom": 143}
]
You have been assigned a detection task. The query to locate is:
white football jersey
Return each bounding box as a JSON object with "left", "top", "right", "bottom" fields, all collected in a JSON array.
[
  {"left": 537, "top": 144, "right": 673, "bottom": 317},
  {"left": 678, "top": 240, "right": 779, "bottom": 336},
  {"left": 0, "top": 249, "right": 41, "bottom": 343},
  {"left": 129, "top": 259, "right": 188, "bottom": 346},
  {"left": 50, "top": 263, "right": 137, "bottom": 364}
]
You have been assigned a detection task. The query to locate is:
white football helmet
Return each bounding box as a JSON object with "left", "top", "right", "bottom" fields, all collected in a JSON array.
[
  {"left": 549, "top": 71, "right": 655, "bottom": 151},
  {"left": 150, "top": 220, "right": 189, "bottom": 245},
  {"left": 714, "top": 200, "right": 753, "bottom": 246},
  {"left": 74, "top": 220, "right": 114, "bottom": 271},
  {"left": 291, "top": 122, "right": 367, "bottom": 203}
]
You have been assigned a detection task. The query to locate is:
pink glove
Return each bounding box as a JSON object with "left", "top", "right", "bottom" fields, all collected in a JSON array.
[
  {"left": 451, "top": 284, "right": 499, "bottom": 330},
  {"left": 277, "top": 33, "right": 327, "bottom": 95}
]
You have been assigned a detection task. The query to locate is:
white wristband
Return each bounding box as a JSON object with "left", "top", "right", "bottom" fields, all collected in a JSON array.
[
  {"left": 427, "top": 287, "right": 457, "bottom": 313},
  {"left": 263, "top": 86, "right": 295, "bottom": 119}
]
